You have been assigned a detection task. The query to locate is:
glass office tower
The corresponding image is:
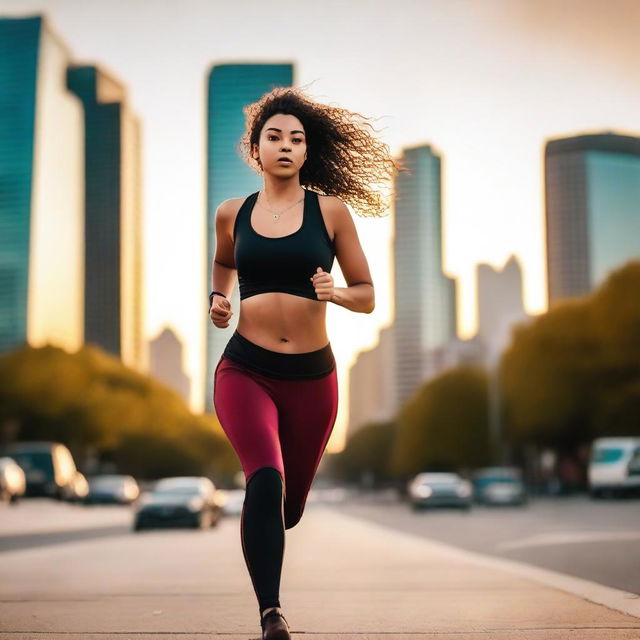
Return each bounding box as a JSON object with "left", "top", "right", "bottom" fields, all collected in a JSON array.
[
  {"left": 67, "top": 65, "right": 145, "bottom": 370},
  {"left": 204, "top": 63, "right": 293, "bottom": 412},
  {"left": 0, "top": 16, "right": 84, "bottom": 353},
  {"left": 393, "top": 144, "right": 457, "bottom": 406},
  {"left": 545, "top": 133, "right": 640, "bottom": 305}
]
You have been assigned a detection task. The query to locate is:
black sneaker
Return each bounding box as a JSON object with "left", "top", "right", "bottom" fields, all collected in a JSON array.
[{"left": 261, "top": 609, "right": 291, "bottom": 640}]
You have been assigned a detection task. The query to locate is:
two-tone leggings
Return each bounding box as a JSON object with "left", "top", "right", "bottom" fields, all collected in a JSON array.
[{"left": 213, "top": 329, "right": 339, "bottom": 614}]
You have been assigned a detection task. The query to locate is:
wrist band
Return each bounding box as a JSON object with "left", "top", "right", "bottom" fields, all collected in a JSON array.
[{"left": 209, "top": 290, "right": 227, "bottom": 306}]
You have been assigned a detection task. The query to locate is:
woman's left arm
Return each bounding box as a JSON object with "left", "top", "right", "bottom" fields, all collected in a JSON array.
[{"left": 310, "top": 198, "right": 375, "bottom": 314}]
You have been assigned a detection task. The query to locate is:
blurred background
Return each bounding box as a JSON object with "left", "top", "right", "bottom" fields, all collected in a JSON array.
[{"left": 0, "top": 0, "right": 639, "bottom": 596}]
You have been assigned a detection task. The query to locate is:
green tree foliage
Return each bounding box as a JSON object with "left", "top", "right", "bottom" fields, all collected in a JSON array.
[
  {"left": 0, "top": 343, "right": 239, "bottom": 481},
  {"left": 500, "top": 261, "right": 640, "bottom": 447},
  {"left": 329, "top": 420, "right": 395, "bottom": 484},
  {"left": 389, "top": 366, "right": 492, "bottom": 477}
]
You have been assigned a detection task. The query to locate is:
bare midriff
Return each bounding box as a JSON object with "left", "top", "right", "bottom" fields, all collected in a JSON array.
[{"left": 236, "top": 293, "right": 330, "bottom": 353}]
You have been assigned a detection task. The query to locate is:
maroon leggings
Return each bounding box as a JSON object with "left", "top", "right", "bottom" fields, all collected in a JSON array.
[
  {"left": 213, "top": 337, "right": 338, "bottom": 616},
  {"left": 213, "top": 352, "right": 339, "bottom": 529}
]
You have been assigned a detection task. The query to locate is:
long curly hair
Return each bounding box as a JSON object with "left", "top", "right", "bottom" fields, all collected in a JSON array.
[{"left": 237, "top": 85, "right": 405, "bottom": 217}]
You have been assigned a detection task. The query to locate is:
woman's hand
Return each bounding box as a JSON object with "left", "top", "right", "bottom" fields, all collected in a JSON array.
[
  {"left": 210, "top": 295, "right": 233, "bottom": 328},
  {"left": 310, "top": 266, "right": 334, "bottom": 302}
]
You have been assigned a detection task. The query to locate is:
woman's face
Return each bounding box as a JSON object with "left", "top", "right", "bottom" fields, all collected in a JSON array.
[{"left": 252, "top": 113, "right": 307, "bottom": 176}]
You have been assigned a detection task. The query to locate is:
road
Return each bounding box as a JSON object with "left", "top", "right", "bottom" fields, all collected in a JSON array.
[
  {"left": 1, "top": 494, "right": 639, "bottom": 638},
  {"left": 327, "top": 491, "right": 640, "bottom": 595},
  {"left": 1, "top": 491, "right": 639, "bottom": 596}
]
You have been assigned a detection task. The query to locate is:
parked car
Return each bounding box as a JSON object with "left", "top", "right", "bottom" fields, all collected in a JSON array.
[
  {"left": 85, "top": 475, "right": 140, "bottom": 505},
  {"left": 68, "top": 471, "right": 90, "bottom": 503},
  {"left": 218, "top": 488, "right": 246, "bottom": 516},
  {"left": 5, "top": 441, "right": 77, "bottom": 500},
  {"left": 588, "top": 437, "right": 640, "bottom": 498},
  {"left": 472, "top": 466, "right": 528, "bottom": 506},
  {"left": 407, "top": 472, "right": 473, "bottom": 510},
  {"left": 0, "top": 457, "right": 26, "bottom": 504},
  {"left": 133, "top": 476, "right": 222, "bottom": 531}
]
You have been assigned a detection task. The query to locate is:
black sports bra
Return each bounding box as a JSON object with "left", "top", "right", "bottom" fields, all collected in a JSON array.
[{"left": 233, "top": 189, "right": 336, "bottom": 301}]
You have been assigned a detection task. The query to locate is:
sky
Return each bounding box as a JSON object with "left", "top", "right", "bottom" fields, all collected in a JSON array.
[{"left": 2, "top": 0, "right": 639, "bottom": 450}]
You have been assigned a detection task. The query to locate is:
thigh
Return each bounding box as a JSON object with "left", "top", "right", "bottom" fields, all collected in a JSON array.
[
  {"left": 213, "top": 357, "right": 284, "bottom": 482},
  {"left": 275, "top": 370, "right": 339, "bottom": 525}
]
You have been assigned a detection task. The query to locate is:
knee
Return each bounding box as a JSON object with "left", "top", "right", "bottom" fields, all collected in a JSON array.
[{"left": 245, "top": 467, "right": 285, "bottom": 506}]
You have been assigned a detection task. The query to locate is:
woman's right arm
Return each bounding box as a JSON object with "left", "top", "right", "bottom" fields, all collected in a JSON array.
[{"left": 210, "top": 200, "right": 237, "bottom": 328}]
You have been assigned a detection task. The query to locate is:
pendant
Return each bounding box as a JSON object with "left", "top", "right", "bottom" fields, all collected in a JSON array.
[{"left": 272, "top": 214, "right": 280, "bottom": 221}]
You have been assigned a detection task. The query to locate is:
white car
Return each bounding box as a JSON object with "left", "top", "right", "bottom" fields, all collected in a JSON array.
[
  {"left": 588, "top": 437, "right": 640, "bottom": 498},
  {"left": 218, "top": 488, "right": 246, "bottom": 516},
  {"left": 408, "top": 472, "right": 473, "bottom": 510},
  {"left": 0, "top": 457, "right": 26, "bottom": 503}
]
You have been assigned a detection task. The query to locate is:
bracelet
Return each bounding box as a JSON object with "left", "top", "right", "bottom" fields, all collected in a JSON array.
[{"left": 209, "top": 290, "right": 227, "bottom": 306}]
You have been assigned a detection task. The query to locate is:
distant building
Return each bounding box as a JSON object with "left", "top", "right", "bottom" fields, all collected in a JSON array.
[
  {"left": 0, "top": 16, "right": 84, "bottom": 353},
  {"left": 0, "top": 15, "right": 145, "bottom": 372},
  {"left": 149, "top": 327, "right": 191, "bottom": 404},
  {"left": 347, "top": 325, "right": 395, "bottom": 439},
  {"left": 475, "top": 255, "right": 529, "bottom": 365},
  {"left": 204, "top": 63, "right": 294, "bottom": 412},
  {"left": 392, "top": 144, "right": 457, "bottom": 407},
  {"left": 422, "top": 336, "right": 485, "bottom": 380},
  {"left": 67, "top": 65, "right": 145, "bottom": 370},
  {"left": 545, "top": 132, "right": 640, "bottom": 306}
]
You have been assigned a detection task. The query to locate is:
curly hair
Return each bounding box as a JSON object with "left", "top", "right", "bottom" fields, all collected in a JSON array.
[{"left": 237, "top": 85, "right": 405, "bottom": 217}]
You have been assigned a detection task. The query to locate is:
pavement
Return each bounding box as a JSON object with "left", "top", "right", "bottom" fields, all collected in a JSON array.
[{"left": 1, "top": 500, "right": 640, "bottom": 639}]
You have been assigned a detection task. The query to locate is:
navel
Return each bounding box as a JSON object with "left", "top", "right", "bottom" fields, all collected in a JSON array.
[{"left": 279, "top": 337, "right": 289, "bottom": 343}]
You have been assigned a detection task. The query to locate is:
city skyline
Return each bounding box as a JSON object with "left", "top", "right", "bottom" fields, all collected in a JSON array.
[{"left": 1, "top": 0, "right": 639, "bottom": 450}]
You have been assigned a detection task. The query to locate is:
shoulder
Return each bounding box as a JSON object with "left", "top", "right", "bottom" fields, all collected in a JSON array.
[
  {"left": 317, "top": 194, "right": 353, "bottom": 234},
  {"left": 215, "top": 196, "right": 249, "bottom": 235},
  {"left": 317, "top": 193, "right": 351, "bottom": 221},
  {"left": 216, "top": 197, "right": 246, "bottom": 219}
]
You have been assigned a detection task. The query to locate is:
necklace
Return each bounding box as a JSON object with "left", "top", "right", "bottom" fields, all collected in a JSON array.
[{"left": 258, "top": 189, "right": 305, "bottom": 222}]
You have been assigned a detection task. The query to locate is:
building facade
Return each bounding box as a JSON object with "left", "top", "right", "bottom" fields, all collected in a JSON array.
[
  {"left": 204, "top": 63, "right": 293, "bottom": 412},
  {"left": 545, "top": 132, "right": 640, "bottom": 306},
  {"left": 0, "top": 16, "right": 84, "bottom": 353}
]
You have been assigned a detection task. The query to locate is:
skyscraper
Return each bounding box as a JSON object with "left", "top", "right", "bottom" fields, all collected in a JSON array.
[
  {"left": 67, "top": 65, "right": 145, "bottom": 370},
  {"left": 545, "top": 132, "right": 640, "bottom": 306},
  {"left": 0, "top": 16, "right": 84, "bottom": 353},
  {"left": 204, "top": 63, "right": 294, "bottom": 412},
  {"left": 392, "top": 144, "right": 457, "bottom": 406},
  {"left": 476, "top": 255, "right": 528, "bottom": 366}
]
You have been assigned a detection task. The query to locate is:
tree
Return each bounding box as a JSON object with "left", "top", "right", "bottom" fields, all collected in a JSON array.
[
  {"left": 500, "top": 260, "right": 640, "bottom": 449},
  {"left": 329, "top": 420, "right": 395, "bottom": 485},
  {"left": 389, "top": 366, "right": 492, "bottom": 477}
]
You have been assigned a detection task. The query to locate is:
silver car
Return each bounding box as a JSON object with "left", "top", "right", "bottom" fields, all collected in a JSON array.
[
  {"left": 472, "top": 466, "right": 528, "bottom": 506},
  {"left": 408, "top": 472, "right": 473, "bottom": 511}
]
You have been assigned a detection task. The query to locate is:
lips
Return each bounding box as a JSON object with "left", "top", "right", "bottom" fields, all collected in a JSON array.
[{"left": 277, "top": 158, "right": 293, "bottom": 163}]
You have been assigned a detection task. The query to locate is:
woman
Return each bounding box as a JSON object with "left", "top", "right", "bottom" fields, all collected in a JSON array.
[{"left": 210, "top": 86, "right": 400, "bottom": 640}]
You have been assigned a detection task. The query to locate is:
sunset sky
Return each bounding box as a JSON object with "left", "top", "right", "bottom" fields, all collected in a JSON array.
[{"left": 3, "top": 0, "right": 639, "bottom": 450}]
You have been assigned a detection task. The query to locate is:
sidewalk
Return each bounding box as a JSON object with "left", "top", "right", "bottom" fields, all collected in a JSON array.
[{"left": 1, "top": 502, "right": 639, "bottom": 639}]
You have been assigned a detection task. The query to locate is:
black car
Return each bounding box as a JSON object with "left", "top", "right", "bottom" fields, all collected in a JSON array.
[
  {"left": 133, "top": 476, "right": 222, "bottom": 531},
  {"left": 5, "top": 441, "right": 77, "bottom": 500}
]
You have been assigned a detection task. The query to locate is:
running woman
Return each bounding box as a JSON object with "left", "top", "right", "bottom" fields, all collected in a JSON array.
[{"left": 209, "top": 86, "right": 400, "bottom": 640}]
